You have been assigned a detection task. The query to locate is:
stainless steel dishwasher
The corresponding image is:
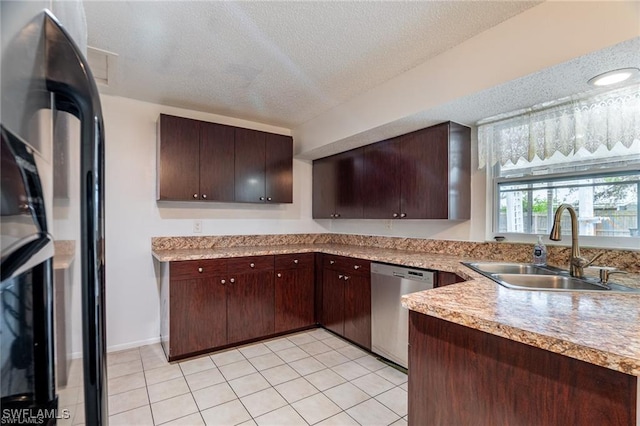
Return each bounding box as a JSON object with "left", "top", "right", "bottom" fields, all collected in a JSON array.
[{"left": 371, "top": 262, "right": 435, "bottom": 368}]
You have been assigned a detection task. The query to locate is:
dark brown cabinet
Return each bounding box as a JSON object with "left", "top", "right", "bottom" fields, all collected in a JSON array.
[
  {"left": 274, "top": 253, "right": 315, "bottom": 333},
  {"left": 167, "top": 259, "right": 228, "bottom": 358},
  {"left": 164, "top": 256, "right": 275, "bottom": 360},
  {"left": 363, "top": 122, "right": 471, "bottom": 219},
  {"left": 163, "top": 254, "right": 316, "bottom": 360},
  {"left": 158, "top": 114, "right": 235, "bottom": 201},
  {"left": 157, "top": 114, "right": 292, "bottom": 204},
  {"left": 312, "top": 148, "right": 364, "bottom": 218},
  {"left": 235, "top": 129, "right": 293, "bottom": 203},
  {"left": 436, "top": 271, "right": 465, "bottom": 287},
  {"left": 313, "top": 121, "right": 470, "bottom": 219},
  {"left": 321, "top": 255, "right": 371, "bottom": 349},
  {"left": 227, "top": 256, "right": 275, "bottom": 343},
  {"left": 408, "top": 312, "right": 636, "bottom": 426}
]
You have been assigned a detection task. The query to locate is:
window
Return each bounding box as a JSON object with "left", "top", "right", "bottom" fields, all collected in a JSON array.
[{"left": 478, "top": 84, "right": 640, "bottom": 247}]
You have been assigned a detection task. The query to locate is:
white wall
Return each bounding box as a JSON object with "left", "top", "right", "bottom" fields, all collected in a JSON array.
[
  {"left": 292, "top": 1, "right": 640, "bottom": 154},
  {"left": 101, "top": 95, "right": 325, "bottom": 351}
]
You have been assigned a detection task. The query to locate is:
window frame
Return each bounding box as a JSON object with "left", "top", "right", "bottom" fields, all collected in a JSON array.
[{"left": 487, "top": 165, "right": 640, "bottom": 250}]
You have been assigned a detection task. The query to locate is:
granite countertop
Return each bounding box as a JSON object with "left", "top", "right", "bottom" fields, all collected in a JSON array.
[
  {"left": 152, "top": 242, "right": 640, "bottom": 377},
  {"left": 54, "top": 240, "right": 76, "bottom": 270}
]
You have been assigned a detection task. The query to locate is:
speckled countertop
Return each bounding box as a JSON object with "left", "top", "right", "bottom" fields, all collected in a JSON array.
[
  {"left": 152, "top": 236, "right": 640, "bottom": 377},
  {"left": 54, "top": 240, "right": 75, "bottom": 270}
]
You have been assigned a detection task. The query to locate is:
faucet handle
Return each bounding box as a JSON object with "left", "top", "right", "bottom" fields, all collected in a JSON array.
[{"left": 576, "top": 251, "right": 605, "bottom": 268}]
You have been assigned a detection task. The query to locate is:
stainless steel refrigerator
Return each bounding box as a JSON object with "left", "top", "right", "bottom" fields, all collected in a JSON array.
[{"left": 1, "top": 2, "right": 107, "bottom": 424}]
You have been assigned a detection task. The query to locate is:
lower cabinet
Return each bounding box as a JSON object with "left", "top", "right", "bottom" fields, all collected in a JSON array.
[
  {"left": 321, "top": 255, "right": 371, "bottom": 350},
  {"left": 408, "top": 311, "right": 637, "bottom": 425},
  {"left": 164, "top": 254, "right": 315, "bottom": 360},
  {"left": 274, "top": 253, "right": 315, "bottom": 333},
  {"left": 226, "top": 258, "right": 275, "bottom": 344}
]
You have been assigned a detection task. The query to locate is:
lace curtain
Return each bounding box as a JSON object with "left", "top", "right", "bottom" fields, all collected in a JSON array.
[{"left": 477, "top": 84, "right": 640, "bottom": 169}]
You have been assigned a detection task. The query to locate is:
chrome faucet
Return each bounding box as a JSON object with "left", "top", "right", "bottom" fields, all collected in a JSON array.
[{"left": 549, "top": 203, "right": 603, "bottom": 278}]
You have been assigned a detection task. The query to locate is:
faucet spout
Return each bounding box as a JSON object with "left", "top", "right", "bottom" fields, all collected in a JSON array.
[{"left": 549, "top": 204, "right": 586, "bottom": 278}]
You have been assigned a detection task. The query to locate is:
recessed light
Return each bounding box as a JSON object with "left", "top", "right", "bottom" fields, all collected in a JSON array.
[{"left": 587, "top": 67, "right": 639, "bottom": 87}]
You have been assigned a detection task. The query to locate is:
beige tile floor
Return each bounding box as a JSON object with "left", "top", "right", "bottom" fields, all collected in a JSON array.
[{"left": 58, "top": 328, "right": 408, "bottom": 425}]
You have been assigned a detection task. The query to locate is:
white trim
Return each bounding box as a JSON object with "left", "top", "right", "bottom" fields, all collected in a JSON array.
[
  {"left": 107, "top": 336, "right": 161, "bottom": 353},
  {"left": 69, "top": 336, "right": 162, "bottom": 359}
]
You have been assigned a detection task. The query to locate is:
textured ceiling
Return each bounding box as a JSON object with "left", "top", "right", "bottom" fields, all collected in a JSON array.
[{"left": 84, "top": 1, "right": 540, "bottom": 128}]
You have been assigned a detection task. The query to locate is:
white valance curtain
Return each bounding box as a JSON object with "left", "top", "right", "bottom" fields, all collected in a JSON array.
[{"left": 477, "top": 84, "right": 640, "bottom": 169}]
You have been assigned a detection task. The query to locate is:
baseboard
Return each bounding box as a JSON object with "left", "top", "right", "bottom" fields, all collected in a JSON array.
[
  {"left": 108, "top": 336, "right": 161, "bottom": 353},
  {"left": 69, "top": 336, "right": 161, "bottom": 359}
]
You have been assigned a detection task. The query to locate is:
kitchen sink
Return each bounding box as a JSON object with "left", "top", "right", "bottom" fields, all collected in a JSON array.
[
  {"left": 465, "top": 262, "right": 561, "bottom": 275},
  {"left": 493, "top": 274, "right": 609, "bottom": 291},
  {"left": 463, "top": 262, "right": 640, "bottom": 293}
]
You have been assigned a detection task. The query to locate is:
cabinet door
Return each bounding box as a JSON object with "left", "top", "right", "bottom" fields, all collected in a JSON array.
[
  {"left": 200, "top": 121, "right": 235, "bottom": 202},
  {"left": 235, "top": 128, "right": 266, "bottom": 203},
  {"left": 334, "top": 148, "right": 365, "bottom": 218},
  {"left": 275, "top": 268, "right": 315, "bottom": 333},
  {"left": 399, "top": 128, "right": 442, "bottom": 219},
  {"left": 227, "top": 270, "right": 275, "bottom": 343},
  {"left": 344, "top": 274, "right": 371, "bottom": 350},
  {"left": 409, "top": 125, "right": 449, "bottom": 219},
  {"left": 169, "top": 277, "right": 227, "bottom": 357},
  {"left": 157, "top": 114, "right": 200, "bottom": 200},
  {"left": 265, "top": 133, "right": 293, "bottom": 203},
  {"left": 321, "top": 270, "right": 345, "bottom": 336},
  {"left": 363, "top": 139, "right": 401, "bottom": 219},
  {"left": 312, "top": 156, "right": 336, "bottom": 218}
]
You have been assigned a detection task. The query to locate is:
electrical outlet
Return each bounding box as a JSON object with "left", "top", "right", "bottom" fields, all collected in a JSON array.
[
  {"left": 385, "top": 219, "right": 393, "bottom": 230},
  {"left": 193, "top": 220, "right": 202, "bottom": 233}
]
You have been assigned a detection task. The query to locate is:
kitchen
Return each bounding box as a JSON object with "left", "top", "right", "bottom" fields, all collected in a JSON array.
[{"left": 1, "top": 1, "right": 639, "bottom": 425}]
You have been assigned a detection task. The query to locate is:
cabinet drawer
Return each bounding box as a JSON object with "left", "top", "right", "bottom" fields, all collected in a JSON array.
[
  {"left": 323, "top": 255, "right": 370, "bottom": 276},
  {"left": 275, "top": 253, "right": 314, "bottom": 270},
  {"left": 170, "top": 259, "right": 227, "bottom": 280},
  {"left": 227, "top": 255, "right": 274, "bottom": 273}
]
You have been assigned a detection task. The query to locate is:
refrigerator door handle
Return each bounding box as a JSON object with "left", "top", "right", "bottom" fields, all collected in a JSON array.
[{"left": 42, "top": 11, "right": 107, "bottom": 426}]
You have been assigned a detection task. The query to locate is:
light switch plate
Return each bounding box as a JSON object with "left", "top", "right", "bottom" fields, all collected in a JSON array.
[{"left": 193, "top": 220, "right": 202, "bottom": 233}]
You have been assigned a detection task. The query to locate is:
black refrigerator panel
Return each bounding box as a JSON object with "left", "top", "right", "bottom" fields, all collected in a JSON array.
[
  {"left": 1, "top": 2, "right": 107, "bottom": 425},
  {"left": 1, "top": 127, "right": 56, "bottom": 423}
]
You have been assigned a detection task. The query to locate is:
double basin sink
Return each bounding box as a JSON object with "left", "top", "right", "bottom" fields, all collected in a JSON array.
[{"left": 463, "top": 262, "right": 639, "bottom": 293}]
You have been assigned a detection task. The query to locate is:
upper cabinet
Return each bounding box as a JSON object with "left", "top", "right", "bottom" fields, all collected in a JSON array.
[
  {"left": 235, "top": 128, "right": 293, "bottom": 203},
  {"left": 312, "top": 148, "right": 364, "bottom": 219},
  {"left": 313, "top": 121, "right": 470, "bottom": 220},
  {"left": 157, "top": 114, "right": 293, "bottom": 204}
]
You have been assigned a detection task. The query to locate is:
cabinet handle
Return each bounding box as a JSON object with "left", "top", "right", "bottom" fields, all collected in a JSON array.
[
  {"left": 354, "top": 265, "right": 361, "bottom": 270},
  {"left": 267, "top": 197, "right": 272, "bottom": 201},
  {"left": 330, "top": 260, "right": 335, "bottom": 265},
  {"left": 392, "top": 213, "right": 399, "bottom": 218},
  {"left": 221, "top": 279, "right": 226, "bottom": 284},
  {"left": 344, "top": 275, "right": 350, "bottom": 281},
  {"left": 250, "top": 263, "right": 255, "bottom": 268},
  {"left": 230, "top": 278, "right": 235, "bottom": 283},
  {"left": 330, "top": 214, "right": 335, "bottom": 218},
  {"left": 293, "top": 259, "right": 299, "bottom": 264},
  {"left": 400, "top": 213, "right": 406, "bottom": 218},
  {"left": 260, "top": 197, "right": 265, "bottom": 201},
  {"left": 202, "top": 194, "right": 207, "bottom": 199},
  {"left": 193, "top": 194, "right": 198, "bottom": 199},
  {"left": 335, "top": 213, "right": 340, "bottom": 218},
  {"left": 338, "top": 275, "right": 344, "bottom": 280},
  {"left": 198, "top": 267, "right": 203, "bottom": 273},
  {"left": 277, "top": 273, "right": 282, "bottom": 278}
]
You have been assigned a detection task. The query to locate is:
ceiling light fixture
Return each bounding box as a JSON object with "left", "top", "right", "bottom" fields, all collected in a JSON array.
[{"left": 587, "top": 67, "right": 640, "bottom": 87}]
